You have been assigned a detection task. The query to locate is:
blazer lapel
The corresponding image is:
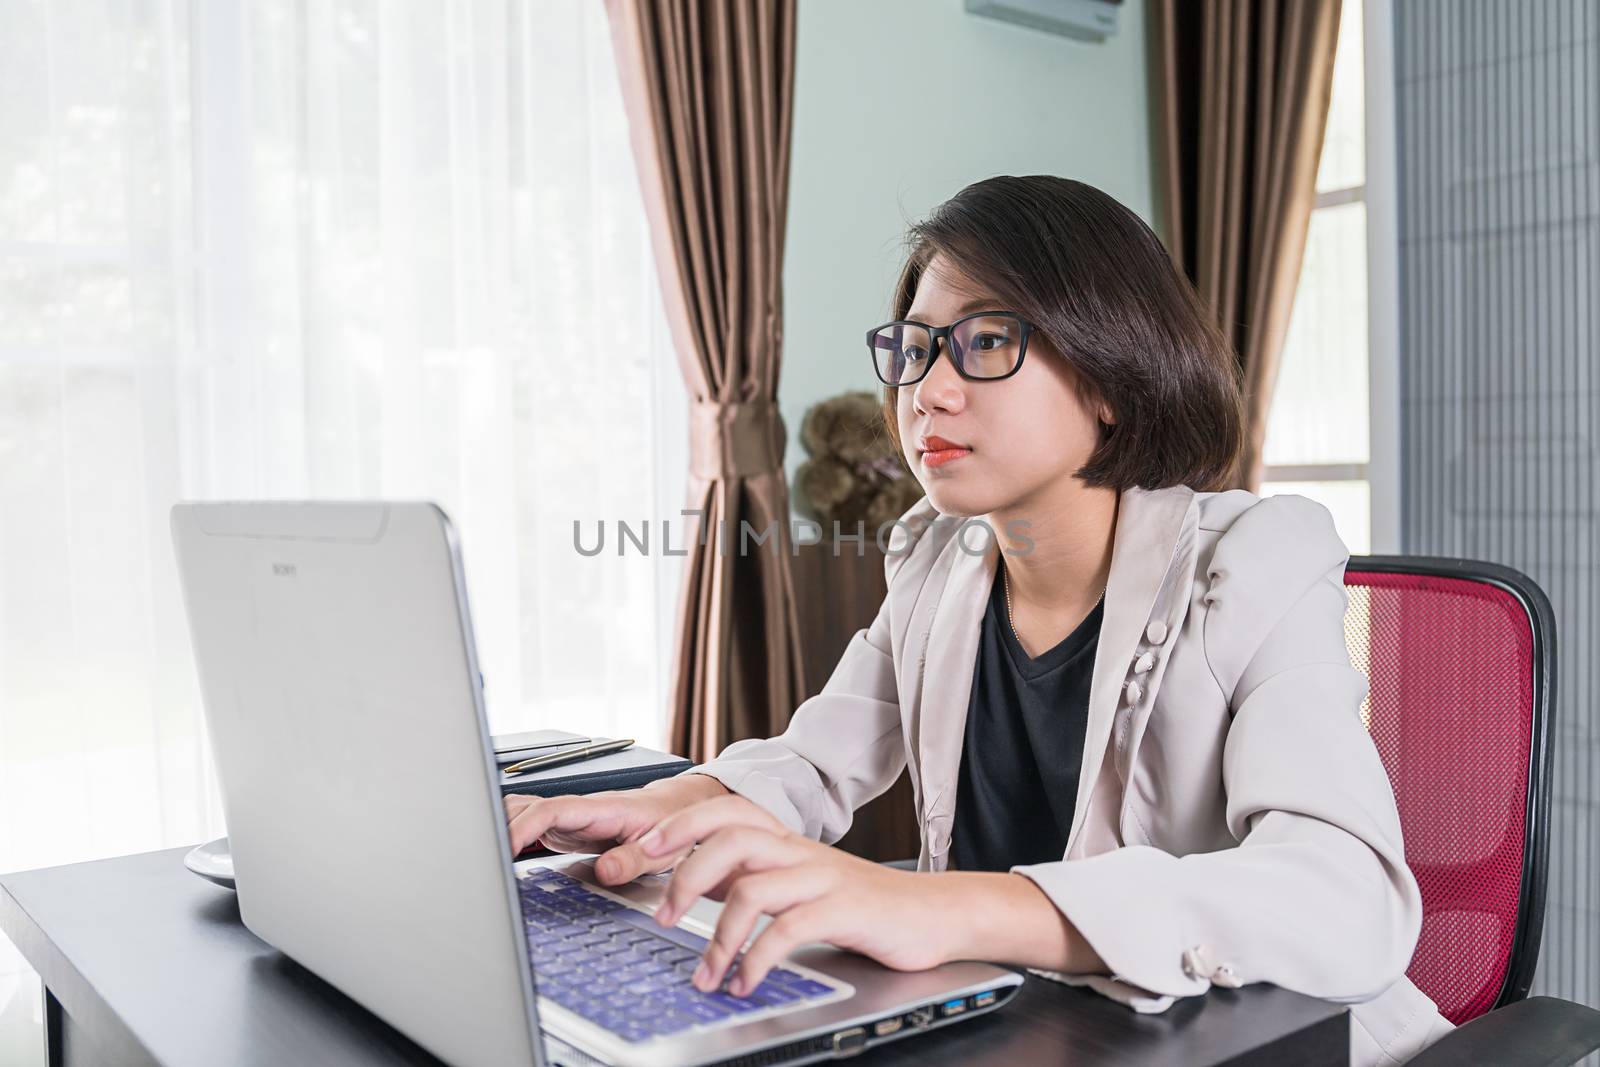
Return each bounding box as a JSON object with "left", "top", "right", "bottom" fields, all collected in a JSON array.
[
  {"left": 1061, "top": 484, "right": 1195, "bottom": 857},
  {"left": 1120, "top": 497, "right": 1202, "bottom": 790},
  {"left": 912, "top": 523, "right": 998, "bottom": 867}
]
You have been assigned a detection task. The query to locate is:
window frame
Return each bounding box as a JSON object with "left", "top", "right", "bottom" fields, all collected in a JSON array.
[{"left": 1260, "top": 0, "right": 1400, "bottom": 555}]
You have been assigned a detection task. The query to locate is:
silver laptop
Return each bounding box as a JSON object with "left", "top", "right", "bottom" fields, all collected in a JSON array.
[{"left": 169, "top": 501, "right": 1022, "bottom": 1067}]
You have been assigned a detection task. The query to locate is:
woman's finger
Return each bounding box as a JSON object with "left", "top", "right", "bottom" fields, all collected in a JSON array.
[
  {"left": 727, "top": 901, "right": 831, "bottom": 996},
  {"left": 592, "top": 838, "right": 689, "bottom": 885},
  {"left": 506, "top": 797, "right": 571, "bottom": 854},
  {"left": 656, "top": 826, "right": 805, "bottom": 926},
  {"left": 506, "top": 794, "right": 628, "bottom": 854},
  {"left": 691, "top": 867, "right": 831, "bottom": 992},
  {"left": 638, "top": 794, "right": 787, "bottom": 859}
]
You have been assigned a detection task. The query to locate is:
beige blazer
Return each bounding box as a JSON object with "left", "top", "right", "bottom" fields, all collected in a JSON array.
[{"left": 689, "top": 485, "right": 1455, "bottom": 1066}]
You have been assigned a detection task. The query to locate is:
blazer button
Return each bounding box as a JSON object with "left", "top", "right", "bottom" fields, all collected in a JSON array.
[
  {"left": 1124, "top": 680, "right": 1143, "bottom": 705},
  {"left": 1145, "top": 620, "right": 1168, "bottom": 645},
  {"left": 1134, "top": 651, "right": 1155, "bottom": 674}
]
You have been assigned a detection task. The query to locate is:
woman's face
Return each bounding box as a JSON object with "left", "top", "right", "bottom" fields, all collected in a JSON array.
[{"left": 895, "top": 254, "right": 1112, "bottom": 518}]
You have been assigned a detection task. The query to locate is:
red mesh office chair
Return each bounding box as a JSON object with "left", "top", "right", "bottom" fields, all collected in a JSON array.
[{"left": 1343, "top": 557, "right": 1600, "bottom": 1065}]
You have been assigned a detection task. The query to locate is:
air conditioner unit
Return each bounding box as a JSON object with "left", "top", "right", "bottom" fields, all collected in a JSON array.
[{"left": 964, "top": 0, "right": 1123, "bottom": 43}]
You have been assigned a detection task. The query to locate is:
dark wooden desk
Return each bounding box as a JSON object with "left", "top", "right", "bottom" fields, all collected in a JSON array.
[{"left": 1, "top": 847, "right": 1348, "bottom": 1066}]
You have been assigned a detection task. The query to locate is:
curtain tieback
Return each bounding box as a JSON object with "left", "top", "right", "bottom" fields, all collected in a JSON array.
[{"left": 688, "top": 399, "right": 786, "bottom": 481}]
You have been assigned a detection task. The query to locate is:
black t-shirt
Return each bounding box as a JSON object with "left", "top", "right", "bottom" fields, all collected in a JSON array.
[{"left": 948, "top": 568, "right": 1102, "bottom": 873}]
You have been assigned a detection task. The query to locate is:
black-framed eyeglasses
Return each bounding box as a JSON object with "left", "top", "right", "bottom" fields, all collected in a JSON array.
[{"left": 866, "top": 310, "right": 1034, "bottom": 388}]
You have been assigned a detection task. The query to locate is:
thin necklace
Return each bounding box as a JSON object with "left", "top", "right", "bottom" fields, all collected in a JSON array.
[{"left": 1002, "top": 564, "right": 1106, "bottom": 645}]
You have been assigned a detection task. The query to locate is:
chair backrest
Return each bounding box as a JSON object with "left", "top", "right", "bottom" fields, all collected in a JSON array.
[{"left": 1342, "top": 557, "right": 1556, "bottom": 1025}]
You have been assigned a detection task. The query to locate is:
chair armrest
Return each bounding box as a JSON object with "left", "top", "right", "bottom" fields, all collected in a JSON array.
[{"left": 1406, "top": 996, "right": 1600, "bottom": 1066}]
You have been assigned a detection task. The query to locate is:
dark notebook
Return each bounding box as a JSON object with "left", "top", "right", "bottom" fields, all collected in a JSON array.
[{"left": 494, "top": 730, "right": 692, "bottom": 798}]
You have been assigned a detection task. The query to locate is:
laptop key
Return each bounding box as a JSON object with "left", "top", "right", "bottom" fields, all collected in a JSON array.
[
  {"left": 617, "top": 929, "right": 658, "bottom": 945},
  {"left": 595, "top": 1009, "right": 632, "bottom": 1029},
  {"left": 571, "top": 999, "right": 612, "bottom": 1023},
  {"left": 546, "top": 923, "right": 586, "bottom": 938},
  {"left": 645, "top": 1012, "right": 697, "bottom": 1036},
  {"left": 682, "top": 1000, "right": 732, "bottom": 1022},
  {"left": 744, "top": 985, "right": 799, "bottom": 1007},
  {"left": 708, "top": 991, "right": 761, "bottom": 1013},
  {"left": 622, "top": 979, "right": 664, "bottom": 995},
  {"left": 665, "top": 992, "right": 715, "bottom": 1013},
  {"left": 613, "top": 910, "right": 711, "bottom": 953},
  {"left": 549, "top": 988, "right": 586, "bottom": 1009}
]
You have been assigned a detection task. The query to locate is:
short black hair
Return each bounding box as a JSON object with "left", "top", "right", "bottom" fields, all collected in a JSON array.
[{"left": 881, "top": 175, "right": 1244, "bottom": 492}]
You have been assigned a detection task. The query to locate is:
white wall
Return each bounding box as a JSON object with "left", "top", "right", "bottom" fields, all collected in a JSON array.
[{"left": 780, "top": 0, "right": 1159, "bottom": 490}]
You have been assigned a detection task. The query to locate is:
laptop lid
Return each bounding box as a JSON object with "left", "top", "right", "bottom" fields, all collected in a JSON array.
[{"left": 170, "top": 501, "right": 543, "bottom": 1067}]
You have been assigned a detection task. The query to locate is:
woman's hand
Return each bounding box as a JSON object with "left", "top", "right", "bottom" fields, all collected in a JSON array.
[
  {"left": 638, "top": 796, "right": 969, "bottom": 995},
  {"left": 502, "top": 772, "right": 731, "bottom": 885}
]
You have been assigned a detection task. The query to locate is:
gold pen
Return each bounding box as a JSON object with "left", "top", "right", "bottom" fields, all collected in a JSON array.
[{"left": 501, "top": 737, "right": 636, "bottom": 776}]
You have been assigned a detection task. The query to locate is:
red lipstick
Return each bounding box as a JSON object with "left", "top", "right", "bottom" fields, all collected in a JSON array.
[{"left": 917, "top": 434, "right": 972, "bottom": 469}]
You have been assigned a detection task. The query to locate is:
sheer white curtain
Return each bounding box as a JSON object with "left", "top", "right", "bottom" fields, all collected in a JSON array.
[{"left": 0, "top": 0, "right": 681, "bottom": 991}]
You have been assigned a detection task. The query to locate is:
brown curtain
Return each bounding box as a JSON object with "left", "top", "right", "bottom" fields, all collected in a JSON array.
[
  {"left": 605, "top": 0, "right": 807, "bottom": 763},
  {"left": 1150, "top": 0, "right": 1342, "bottom": 490}
]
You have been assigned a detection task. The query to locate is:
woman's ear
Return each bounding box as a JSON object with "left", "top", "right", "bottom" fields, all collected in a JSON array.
[{"left": 1097, "top": 399, "right": 1117, "bottom": 427}]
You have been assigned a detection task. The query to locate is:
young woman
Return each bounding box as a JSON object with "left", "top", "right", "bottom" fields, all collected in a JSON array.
[{"left": 506, "top": 176, "right": 1451, "bottom": 1066}]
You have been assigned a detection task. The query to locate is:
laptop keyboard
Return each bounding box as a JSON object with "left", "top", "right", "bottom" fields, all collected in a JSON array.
[{"left": 518, "top": 867, "right": 841, "bottom": 1045}]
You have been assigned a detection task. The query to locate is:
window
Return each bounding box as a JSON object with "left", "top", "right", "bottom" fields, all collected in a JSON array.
[
  {"left": 1260, "top": 1, "right": 1370, "bottom": 554},
  {"left": 0, "top": 0, "right": 683, "bottom": 886}
]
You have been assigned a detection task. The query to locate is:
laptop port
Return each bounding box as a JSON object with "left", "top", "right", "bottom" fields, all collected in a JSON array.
[
  {"left": 872, "top": 1017, "right": 904, "bottom": 1037},
  {"left": 973, "top": 989, "right": 998, "bottom": 1008},
  {"left": 938, "top": 997, "right": 968, "bottom": 1017},
  {"left": 832, "top": 1027, "right": 867, "bottom": 1056},
  {"left": 908, "top": 1006, "right": 935, "bottom": 1029}
]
